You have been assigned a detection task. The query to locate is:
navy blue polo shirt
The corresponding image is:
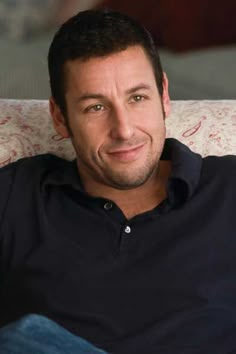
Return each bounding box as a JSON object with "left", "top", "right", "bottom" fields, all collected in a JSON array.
[{"left": 0, "top": 138, "right": 236, "bottom": 354}]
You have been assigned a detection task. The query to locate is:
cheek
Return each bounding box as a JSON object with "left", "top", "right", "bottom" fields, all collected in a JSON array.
[
  {"left": 141, "top": 109, "right": 165, "bottom": 135},
  {"left": 143, "top": 114, "right": 166, "bottom": 148},
  {"left": 72, "top": 123, "right": 105, "bottom": 157}
]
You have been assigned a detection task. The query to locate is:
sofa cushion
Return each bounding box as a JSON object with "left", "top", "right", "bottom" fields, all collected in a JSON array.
[
  {"left": 166, "top": 100, "right": 236, "bottom": 156},
  {"left": 0, "top": 100, "right": 75, "bottom": 167}
]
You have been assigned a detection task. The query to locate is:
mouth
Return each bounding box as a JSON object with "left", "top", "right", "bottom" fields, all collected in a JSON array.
[{"left": 107, "top": 144, "right": 145, "bottom": 162}]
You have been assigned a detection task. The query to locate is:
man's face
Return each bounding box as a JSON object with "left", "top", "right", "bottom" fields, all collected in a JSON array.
[{"left": 52, "top": 45, "right": 170, "bottom": 190}]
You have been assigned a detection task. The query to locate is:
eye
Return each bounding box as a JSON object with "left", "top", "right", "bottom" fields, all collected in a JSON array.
[
  {"left": 132, "top": 95, "right": 145, "bottom": 102},
  {"left": 86, "top": 104, "right": 104, "bottom": 113}
]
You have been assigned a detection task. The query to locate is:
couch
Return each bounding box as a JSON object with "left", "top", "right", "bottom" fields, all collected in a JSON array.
[{"left": 0, "top": 99, "right": 235, "bottom": 168}]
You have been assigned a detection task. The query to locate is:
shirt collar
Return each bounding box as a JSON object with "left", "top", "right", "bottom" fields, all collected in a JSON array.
[
  {"left": 161, "top": 138, "right": 202, "bottom": 207},
  {"left": 45, "top": 138, "right": 202, "bottom": 207}
]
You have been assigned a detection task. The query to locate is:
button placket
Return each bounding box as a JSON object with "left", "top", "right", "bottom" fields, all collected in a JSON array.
[{"left": 119, "top": 224, "right": 134, "bottom": 252}]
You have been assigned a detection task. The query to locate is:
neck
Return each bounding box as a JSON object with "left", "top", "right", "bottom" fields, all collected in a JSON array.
[{"left": 80, "top": 161, "right": 171, "bottom": 219}]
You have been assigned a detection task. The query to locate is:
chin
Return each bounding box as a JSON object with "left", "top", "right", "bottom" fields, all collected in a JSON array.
[{"left": 104, "top": 164, "right": 157, "bottom": 190}]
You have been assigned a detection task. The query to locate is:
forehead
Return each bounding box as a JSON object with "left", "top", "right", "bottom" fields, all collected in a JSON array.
[{"left": 64, "top": 46, "right": 156, "bottom": 95}]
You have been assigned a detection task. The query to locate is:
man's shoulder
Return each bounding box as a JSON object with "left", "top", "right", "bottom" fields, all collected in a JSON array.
[
  {"left": 0, "top": 154, "right": 72, "bottom": 195},
  {"left": 0, "top": 154, "right": 72, "bottom": 223},
  {"left": 201, "top": 154, "right": 236, "bottom": 181},
  {"left": 203, "top": 154, "right": 236, "bottom": 169},
  {"left": 0, "top": 154, "right": 70, "bottom": 176}
]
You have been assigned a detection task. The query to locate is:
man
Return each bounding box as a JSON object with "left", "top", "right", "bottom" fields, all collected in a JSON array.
[{"left": 0, "top": 9, "right": 236, "bottom": 354}]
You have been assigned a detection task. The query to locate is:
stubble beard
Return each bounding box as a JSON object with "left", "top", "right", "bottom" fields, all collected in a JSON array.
[
  {"left": 98, "top": 129, "right": 166, "bottom": 189},
  {"left": 76, "top": 138, "right": 165, "bottom": 191},
  {"left": 97, "top": 151, "right": 162, "bottom": 190}
]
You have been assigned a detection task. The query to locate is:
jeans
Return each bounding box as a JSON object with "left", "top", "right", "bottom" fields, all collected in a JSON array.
[{"left": 0, "top": 314, "right": 108, "bottom": 354}]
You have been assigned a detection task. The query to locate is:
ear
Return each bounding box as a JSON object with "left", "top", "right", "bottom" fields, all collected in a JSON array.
[
  {"left": 49, "top": 97, "right": 70, "bottom": 138},
  {"left": 162, "top": 72, "right": 171, "bottom": 118}
]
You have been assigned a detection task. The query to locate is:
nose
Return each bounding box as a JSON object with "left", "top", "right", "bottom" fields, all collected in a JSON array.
[{"left": 110, "top": 106, "right": 134, "bottom": 140}]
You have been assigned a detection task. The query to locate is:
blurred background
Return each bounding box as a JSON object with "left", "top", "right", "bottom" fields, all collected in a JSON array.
[{"left": 0, "top": 0, "right": 235, "bottom": 100}]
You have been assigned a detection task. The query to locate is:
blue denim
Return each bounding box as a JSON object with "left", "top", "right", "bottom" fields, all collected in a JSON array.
[{"left": 0, "top": 314, "right": 108, "bottom": 354}]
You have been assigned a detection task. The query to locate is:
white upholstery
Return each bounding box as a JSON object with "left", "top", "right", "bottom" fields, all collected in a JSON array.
[{"left": 0, "top": 99, "right": 235, "bottom": 167}]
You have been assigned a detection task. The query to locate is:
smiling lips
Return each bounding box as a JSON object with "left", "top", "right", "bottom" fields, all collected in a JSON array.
[{"left": 107, "top": 144, "right": 145, "bottom": 162}]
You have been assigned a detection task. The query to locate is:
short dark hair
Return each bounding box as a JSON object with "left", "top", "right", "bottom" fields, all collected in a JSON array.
[{"left": 48, "top": 9, "right": 164, "bottom": 117}]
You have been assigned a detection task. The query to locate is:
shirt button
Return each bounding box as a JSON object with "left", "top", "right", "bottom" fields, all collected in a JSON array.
[
  {"left": 125, "top": 226, "right": 131, "bottom": 234},
  {"left": 104, "top": 202, "right": 113, "bottom": 211}
]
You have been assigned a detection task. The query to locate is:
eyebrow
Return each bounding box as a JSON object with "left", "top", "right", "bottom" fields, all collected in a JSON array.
[
  {"left": 75, "top": 83, "right": 152, "bottom": 104},
  {"left": 125, "top": 83, "right": 151, "bottom": 95},
  {"left": 76, "top": 94, "right": 105, "bottom": 104}
]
